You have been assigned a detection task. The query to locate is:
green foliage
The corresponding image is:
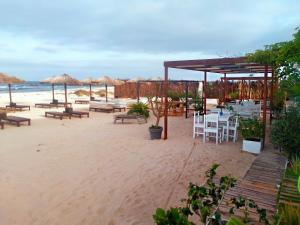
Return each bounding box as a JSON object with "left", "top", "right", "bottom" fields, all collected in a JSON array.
[
  {"left": 229, "top": 196, "right": 269, "bottom": 224},
  {"left": 276, "top": 205, "right": 300, "bottom": 225},
  {"left": 226, "top": 217, "right": 245, "bottom": 225},
  {"left": 247, "top": 27, "right": 300, "bottom": 104},
  {"left": 168, "top": 90, "right": 183, "bottom": 101},
  {"left": 270, "top": 106, "right": 300, "bottom": 160},
  {"left": 239, "top": 118, "right": 264, "bottom": 140},
  {"left": 153, "top": 164, "right": 237, "bottom": 225},
  {"left": 228, "top": 92, "right": 239, "bottom": 100},
  {"left": 153, "top": 208, "right": 195, "bottom": 225},
  {"left": 128, "top": 102, "right": 150, "bottom": 118},
  {"left": 272, "top": 91, "right": 285, "bottom": 118},
  {"left": 286, "top": 156, "right": 300, "bottom": 177}
]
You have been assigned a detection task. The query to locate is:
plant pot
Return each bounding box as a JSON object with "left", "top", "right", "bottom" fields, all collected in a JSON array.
[
  {"left": 206, "top": 218, "right": 228, "bottom": 225},
  {"left": 242, "top": 138, "right": 262, "bottom": 154},
  {"left": 149, "top": 126, "right": 163, "bottom": 140}
]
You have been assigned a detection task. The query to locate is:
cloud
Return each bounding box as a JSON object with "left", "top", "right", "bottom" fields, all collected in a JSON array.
[{"left": 0, "top": 0, "right": 299, "bottom": 80}]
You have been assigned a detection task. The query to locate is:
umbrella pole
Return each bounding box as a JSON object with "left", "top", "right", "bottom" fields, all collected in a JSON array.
[
  {"left": 64, "top": 83, "right": 68, "bottom": 108},
  {"left": 52, "top": 83, "right": 55, "bottom": 102},
  {"left": 105, "top": 84, "right": 108, "bottom": 102},
  {"left": 89, "top": 84, "right": 92, "bottom": 100},
  {"left": 8, "top": 83, "right": 12, "bottom": 104}
]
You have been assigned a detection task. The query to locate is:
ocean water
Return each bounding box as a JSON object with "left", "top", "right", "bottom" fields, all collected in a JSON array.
[{"left": 0, "top": 81, "right": 105, "bottom": 93}]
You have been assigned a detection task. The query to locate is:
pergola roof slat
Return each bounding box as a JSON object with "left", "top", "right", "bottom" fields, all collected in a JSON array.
[{"left": 165, "top": 57, "right": 272, "bottom": 74}]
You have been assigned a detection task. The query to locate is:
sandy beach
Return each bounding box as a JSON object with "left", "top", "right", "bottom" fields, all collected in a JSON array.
[{"left": 0, "top": 90, "right": 255, "bottom": 225}]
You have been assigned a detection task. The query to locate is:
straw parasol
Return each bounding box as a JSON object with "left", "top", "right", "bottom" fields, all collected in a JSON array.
[
  {"left": 97, "top": 76, "right": 115, "bottom": 102},
  {"left": 45, "top": 74, "right": 80, "bottom": 106},
  {"left": 128, "top": 76, "right": 145, "bottom": 102},
  {"left": 81, "top": 77, "right": 99, "bottom": 100},
  {"left": 113, "top": 79, "right": 125, "bottom": 86},
  {"left": 0, "top": 72, "right": 24, "bottom": 104}
]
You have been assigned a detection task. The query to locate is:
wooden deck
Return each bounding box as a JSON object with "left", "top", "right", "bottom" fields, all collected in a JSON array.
[{"left": 220, "top": 149, "right": 287, "bottom": 222}]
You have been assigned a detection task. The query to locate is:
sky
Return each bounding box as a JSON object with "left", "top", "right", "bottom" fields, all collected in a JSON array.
[{"left": 0, "top": 0, "right": 299, "bottom": 81}]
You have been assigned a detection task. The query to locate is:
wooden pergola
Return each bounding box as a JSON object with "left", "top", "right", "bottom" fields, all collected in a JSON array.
[{"left": 163, "top": 57, "right": 273, "bottom": 143}]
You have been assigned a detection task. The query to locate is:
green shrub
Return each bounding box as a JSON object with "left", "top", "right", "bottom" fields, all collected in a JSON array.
[
  {"left": 270, "top": 106, "right": 300, "bottom": 160},
  {"left": 128, "top": 102, "right": 150, "bottom": 118},
  {"left": 239, "top": 118, "right": 264, "bottom": 140},
  {"left": 277, "top": 205, "right": 300, "bottom": 225},
  {"left": 229, "top": 91, "right": 239, "bottom": 99},
  {"left": 286, "top": 156, "right": 300, "bottom": 177}
]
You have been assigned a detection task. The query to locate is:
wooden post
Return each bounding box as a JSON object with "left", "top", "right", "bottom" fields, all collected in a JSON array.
[
  {"left": 224, "top": 73, "right": 227, "bottom": 102},
  {"left": 164, "top": 66, "right": 169, "bottom": 140},
  {"left": 64, "top": 83, "right": 68, "bottom": 107},
  {"left": 105, "top": 84, "right": 108, "bottom": 102},
  {"left": 8, "top": 83, "right": 12, "bottom": 104},
  {"left": 204, "top": 71, "right": 207, "bottom": 114},
  {"left": 89, "top": 83, "right": 92, "bottom": 100},
  {"left": 262, "top": 65, "right": 268, "bottom": 148},
  {"left": 137, "top": 81, "right": 140, "bottom": 103},
  {"left": 52, "top": 83, "right": 55, "bottom": 101},
  {"left": 270, "top": 69, "right": 274, "bottom": 124},
  {"left": 185, "top": 81, "right": 188, "bottom": 118}
]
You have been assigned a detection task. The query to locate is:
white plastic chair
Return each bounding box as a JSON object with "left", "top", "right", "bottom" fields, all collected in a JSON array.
[
  {"left": 204, "top": 114, "right": 222, "bottom": 144},
  {"left": 223, "top": 116, "right": 239, "bottom": 142},
  {"left": 193, "top": 111, "right": 204, "bottom": 138}
]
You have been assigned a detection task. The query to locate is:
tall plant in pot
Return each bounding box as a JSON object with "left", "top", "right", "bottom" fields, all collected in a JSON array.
[
  {"left": 147, "top": 82, "right": 165, "bottom": 140},
  {"left": 239, "top": 118, "right": 264, "bottom": 154}
]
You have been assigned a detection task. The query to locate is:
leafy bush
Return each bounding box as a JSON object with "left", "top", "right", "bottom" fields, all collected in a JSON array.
[
  {"left": 286, "top": 156, "right": 300, "bottom": 177},
  {"left": 270, "top": 106, "right": 300, "bottom": 159},
  {"left": 153, "top": 164, "right": 270, "bottom": 225},
  {"left": 239, "top": 118, "right": 264, "bottom": 140},
  {"left": 153, "top": 164, "right": 237, "bottom": 225},
  {"left": 229, "top": 92, "right": 239, "bottom": 100},
  {"left": 168, "top": 90, "right": 183, "bottom": 101},
  {"left": 128, "top": 102, "right": 150, "bottom": 118}
]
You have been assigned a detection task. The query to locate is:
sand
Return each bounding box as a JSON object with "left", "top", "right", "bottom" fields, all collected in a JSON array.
[{"left": 0, "top": 90, "right": 255, "bottom": 225}]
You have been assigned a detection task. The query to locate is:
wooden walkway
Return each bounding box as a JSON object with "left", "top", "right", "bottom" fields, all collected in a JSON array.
[{"left": 220, "top": 149, "right": 287, "bottom": 222}]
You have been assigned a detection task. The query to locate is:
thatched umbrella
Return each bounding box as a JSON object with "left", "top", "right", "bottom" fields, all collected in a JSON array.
[
  {"left": 46, "top": 74, "right": 80, "bottom": 106},
  {"left": 113, "top": 79, "right": 125, "bottom": 86},
  {"left": 81, "top": 77, "right": 99, "bottom": 100},
  {"left": 0, "top": 72, "right": 24, "bottom": 104},
  {"left": 129, "top": 76, "right": 145, "bottom": 102},
  {"left": 97, "top": 76, "right": 115, "bottom": 102}
]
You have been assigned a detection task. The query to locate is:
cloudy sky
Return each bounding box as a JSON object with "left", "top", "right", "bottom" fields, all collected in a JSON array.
[{"left": 0, "top": 0, "right": 299, "bottom": 81}]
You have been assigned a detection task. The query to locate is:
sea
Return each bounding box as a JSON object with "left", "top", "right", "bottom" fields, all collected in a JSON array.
[{"left": 0, "top": 81, "right": 106, "bottom": 93}]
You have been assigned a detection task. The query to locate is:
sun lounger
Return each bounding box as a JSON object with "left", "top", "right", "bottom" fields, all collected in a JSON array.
[
  {"left": 113, "top": 106, "right": 126, "bottom": 112},
  {"left": 114, "top": 113, "right": 147, "bottom": 124},
  {"left": 1, "top": 116, "right": 31, "bottom": 127},
  {"left": 45, "top": 111, "right": 71, "bottom": 120},
  {"left": 75, "top": 100, "right": 89, "bottom": 104},
  {"left": 35, "top": 103, "right": 59, "bottom": 108},
  {"left": 35, "top": 102, "right": 72, "bottom": 108},
  {"left": 67, "top": 111, "right": 90, "bottom": 118},
  {"left": 6, "top": 104, "right": 31, "bottom": 111}
]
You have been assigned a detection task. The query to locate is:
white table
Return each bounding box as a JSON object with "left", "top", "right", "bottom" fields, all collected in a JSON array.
[{"left": 218, "top": 114, "right": 231, "bottom": 142}]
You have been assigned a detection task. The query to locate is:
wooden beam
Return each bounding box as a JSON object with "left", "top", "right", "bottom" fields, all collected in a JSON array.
[
  {"left": 262, "top": 65, "right": 268, "bottom": 148},
  {"left": 204, "top": 71, "right": 207, "bottom": 114},
  {"left": 164, "top": 66, "right": 168, "bottom": 140}
]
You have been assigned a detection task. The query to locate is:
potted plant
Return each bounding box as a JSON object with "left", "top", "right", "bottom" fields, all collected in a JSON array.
[
  {"left": 239, "top": 118, "right": 264, "bottom": 154},
  {"left": 127, "top": 102, "right": 150, "bottom": 119},
  {"left": 147, "top": 82, "right": 164, "bottom": 140}
]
